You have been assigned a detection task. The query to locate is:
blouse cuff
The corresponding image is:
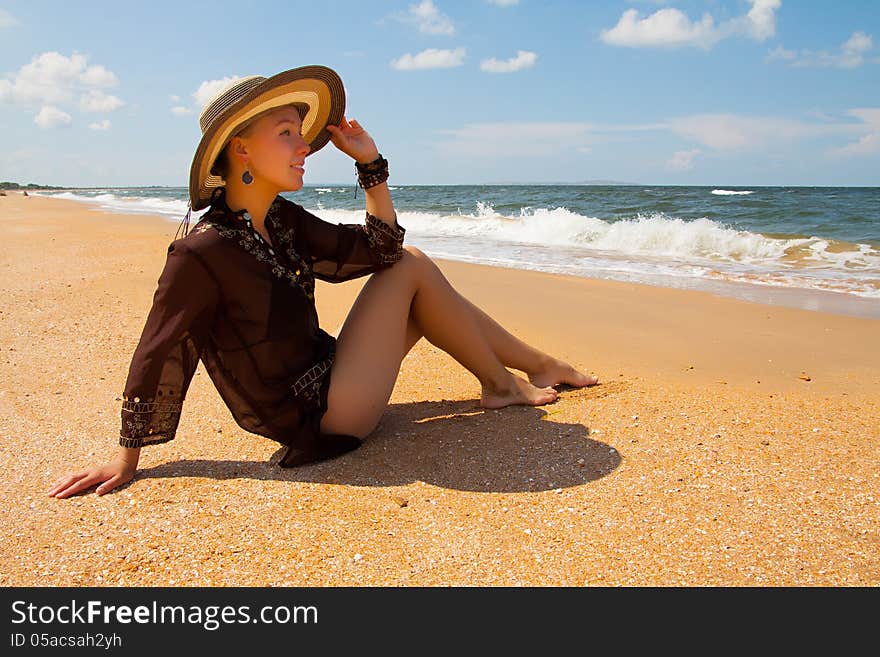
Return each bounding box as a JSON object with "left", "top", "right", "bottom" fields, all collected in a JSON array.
[
  {"left": 119, "top": 396, "right": 183, "bottom": 448},
  {"left": 364, "top": 212, "right": 406, "bottom": 265}
]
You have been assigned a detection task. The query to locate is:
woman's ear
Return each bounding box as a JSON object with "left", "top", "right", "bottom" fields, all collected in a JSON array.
[{"left": 230, "top": 136, "right": 250, "bottom": 163}]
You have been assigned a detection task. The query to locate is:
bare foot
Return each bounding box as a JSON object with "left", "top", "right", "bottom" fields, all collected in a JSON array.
[
  {"left": 527, "top": 357, "right": 599, "bottom": 389},
  {"left": 480, "top": 373, "right": 558, "bottom": 409}
]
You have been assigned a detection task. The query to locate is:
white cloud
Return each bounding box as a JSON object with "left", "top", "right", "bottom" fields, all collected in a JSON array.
[
  {"left": 402, "top": 0, "right": 455, "bottom": 36},
  {"left": 79, "top": 89, "right": 125, "bottom": 112},
  {"left": 436, "top": 122, "right": 595, "bottom": 157},
  {"left": 847, "top": 108, "right": 880, "bottom": 129},
  {"left": 486, "top": 0, "right": 519, "bottom": 6},
  {"left": 667, "top": 113, "right": 831, "bottom": 150},
  {"left": 34, "top": 105, "right": 72, "bottom": 129},
  {"left": 0, "top": 52, "right": 121, "bottom": 107},
  {"left": 730, "top": 0, "right": 780, "bottom": 41},
  {"left": 435, "top": 120, "right": 668, "bottom": 158},
  {"left": 171, "top": 105, "right": 193, "bottom": 116},
  {"left": 767, "top": 31, "right": 874, "bottom": 69},
  {"left": 0, "top": 52, "right": 123, "bottom": 127},
  {"left": 600, "top": 0, "right": 779, "bottom": 50},
  {"left": 169, "top": 94, "right": 181, "bottom": 103},
  {"left": 833, "top": 132, "right": 879, "bottom": 156},
  {"left": 89, "top": 119, "right": 111, "bottom": 131},
  {"left": 600, "top": 8, "right": 720, "bottom": 49},
  {"left": 831, "top": 108, "right": 880, "bottom": 157},
  {"left": 667, "top": 148, "right": 701, "bottom": 171},
  {"left": 0, "top": 8, "right": 20, "bottom": 27},
  {"left": 78, "top": 64, "right": 118, "bottom": 87},
  {"left": 435, "top": 111, "right": 877, "bottom": 165},
  {"left": 766, "top": 46, "right": 797, "bottom": 62},
  {"left": 844, "top": 31, "right": 873, "bottom": 55},
  {"left": 193, "top": 76, "right": 245, "bottom": 109},
  {"left": 481, "top": 50, "right": 537, "bottom": 73},
  {"left": 391, "top": 47, "right": 466, "bottom": 70},
  {"left": 666, "top": 111, "right": 879, "bottom": 157}
]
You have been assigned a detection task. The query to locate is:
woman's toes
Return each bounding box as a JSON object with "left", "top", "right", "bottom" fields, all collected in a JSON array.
[{"left": 543, "top": 386, "right": 559, "bottom": 402}]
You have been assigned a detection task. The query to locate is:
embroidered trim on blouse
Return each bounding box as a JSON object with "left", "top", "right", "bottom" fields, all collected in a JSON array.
[
  {"left": 361, "top": 212, "right": 406, "bottom": 265},
  {"left": 119, "top": 398, "right": 184, "bottom": 448},
  {"left": 196, "top": 192, "right": 405, "bottom": 294},
  {"left": 289, "top": 334, "right": 336, "bottom": 408},
  {"left": 197, "top": 197, "right": 317, "bottom": 301},
  {"left": 291, "top": 354, "right": 334, "bottom": 407}
]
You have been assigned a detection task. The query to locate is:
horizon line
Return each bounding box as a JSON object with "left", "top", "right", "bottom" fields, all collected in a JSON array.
[{"left": 6, "top": 182, "right": 880, "bottom": 189}]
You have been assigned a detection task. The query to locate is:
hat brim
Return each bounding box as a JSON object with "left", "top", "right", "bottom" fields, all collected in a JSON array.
[{"left": 189, "top": 65, "right": 345, "bottom": 211}]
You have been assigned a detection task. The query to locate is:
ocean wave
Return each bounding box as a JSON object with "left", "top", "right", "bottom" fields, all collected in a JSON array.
[
  {"left": 36, "top": 190, "right": 197, "bottom": 220},
  {"left": 30, "top": 188, "right": 880, "bottom": 305},
  {"left": 307, "top": 203, "right": 880, "bottom": 273},
  {"left": 712, "top": 189, "right": 754, "bottom": 195}
]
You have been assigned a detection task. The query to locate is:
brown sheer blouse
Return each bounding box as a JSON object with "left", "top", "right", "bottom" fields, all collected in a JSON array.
[{"left": 119, "top": 186, "right": 406, "bottom": 467}]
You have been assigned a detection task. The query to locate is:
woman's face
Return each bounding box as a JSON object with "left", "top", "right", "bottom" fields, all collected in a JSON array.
[{"left": 232, "top": 105, "right": 310, "bottom": 191}]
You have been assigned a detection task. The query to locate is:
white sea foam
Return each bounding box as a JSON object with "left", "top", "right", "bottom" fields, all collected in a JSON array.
[
  {"left": 310, "top": 203, "right": 880, "bottom": 272},
  {"left": 314, "top": 202, "right": 880, "bottom": 301},
  {"left": 711, "top": 189, "right": 754, "bottom": 195},
  {"left": 30, "top": 190, "right": 880, "bottom": 305},
  {"left": 38, "top": 191, "right": 199, "bottom": 219}
]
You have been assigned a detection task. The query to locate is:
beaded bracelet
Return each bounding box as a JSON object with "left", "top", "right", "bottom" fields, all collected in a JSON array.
[{"left": 355, "top": 154, "right": 389, "bottom": 190}]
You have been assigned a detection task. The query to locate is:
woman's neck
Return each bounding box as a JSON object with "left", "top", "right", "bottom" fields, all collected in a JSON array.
[{"left": 224, "top": 179, "right": 279, "bottom": 229}]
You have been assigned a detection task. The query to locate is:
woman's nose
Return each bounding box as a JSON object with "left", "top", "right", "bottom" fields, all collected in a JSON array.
[{"left": 297, "top": 135, "right": 311, "bottom": 156}]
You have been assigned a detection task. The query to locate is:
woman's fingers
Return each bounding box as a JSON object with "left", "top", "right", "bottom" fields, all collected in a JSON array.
[
  {"left": 329, "top": 116, "right": 364, "bottom": 135},
  {"left": 48, "top": 459, "right": 135, "bottom": 499},
  {"left": 96, "top": 475, "right": 123, "bottom": 496},
  {"left": 326, "top": 117, "right": 372, "bottom": 162},
  {"left": 47, "top": 472, "right": 87, "bottom": 496},
  {"left": 49, "top": 470, "right": 106, "bottom": 498},
  {"left": 51, "top": 478, "right": 93, "bottom": 499}
]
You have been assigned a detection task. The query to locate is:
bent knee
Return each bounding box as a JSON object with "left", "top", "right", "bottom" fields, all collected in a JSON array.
[
  {"left": 403, "top": 245, "right": 428, "bottom": 259},
  {"left": 379, "top": 245, "right": 433, "bottom": 279},
  {"left": 399, "top": 245, "right": 438, "bottom": 274}
]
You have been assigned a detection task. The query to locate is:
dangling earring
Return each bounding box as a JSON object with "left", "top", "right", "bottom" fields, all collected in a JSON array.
[{"left": 242, "top": 166, "right": 254, "bottom": 185}]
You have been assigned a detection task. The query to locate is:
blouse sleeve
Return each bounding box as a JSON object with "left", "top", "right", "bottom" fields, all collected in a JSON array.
[
  {"left": 285, "top": 200, "right": 406, "bottom": 283},
  {"left": 119, "top": 242, "right": 218, "bottom": 449}
]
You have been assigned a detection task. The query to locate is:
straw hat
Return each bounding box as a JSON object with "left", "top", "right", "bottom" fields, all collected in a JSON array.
[{"left": 189, "top": 65, "right": 345, "bottom": 211}]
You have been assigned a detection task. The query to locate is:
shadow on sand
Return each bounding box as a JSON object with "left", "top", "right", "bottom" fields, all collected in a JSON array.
[{"left": 134, "top": 386, "right": 621, "bottom": 494}]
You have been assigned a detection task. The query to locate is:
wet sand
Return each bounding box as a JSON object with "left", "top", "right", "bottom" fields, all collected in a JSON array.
[{"left": 2, "top": 192, "right": 878, "bottom": 586}]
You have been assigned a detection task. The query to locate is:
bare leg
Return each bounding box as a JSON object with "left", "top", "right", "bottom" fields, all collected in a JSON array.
[
  {"left": 319, "top": 247, "right": 559, "bottom": 439},
  {"left": 452, "top": 291, "right": 599, "bottom": 388}
]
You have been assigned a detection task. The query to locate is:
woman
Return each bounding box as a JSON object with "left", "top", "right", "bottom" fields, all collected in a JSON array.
[{"left": 48, "top": 66, "right": 598, "bottom": 499}]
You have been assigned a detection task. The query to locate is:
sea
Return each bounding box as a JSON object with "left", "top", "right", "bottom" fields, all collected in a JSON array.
[{"left": 33, "top": 185, "right": 880, "bottom": 319}]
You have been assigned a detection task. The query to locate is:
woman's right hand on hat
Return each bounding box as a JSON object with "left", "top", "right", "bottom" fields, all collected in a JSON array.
[
  {"left": 47, "top": 456, "right": 137, "bottom": 498},
  {"left": 325, "top": 115, "right": 380, "bottom": 164}
]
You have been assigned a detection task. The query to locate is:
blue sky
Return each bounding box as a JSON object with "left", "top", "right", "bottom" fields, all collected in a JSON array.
[{"left": 1, "top": 0, "right": 878, "bottom": 186}]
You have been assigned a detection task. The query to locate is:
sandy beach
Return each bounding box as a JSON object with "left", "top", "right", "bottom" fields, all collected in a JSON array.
[{"left": 2, "top": 191, "right": 878, "bottom": 586}]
